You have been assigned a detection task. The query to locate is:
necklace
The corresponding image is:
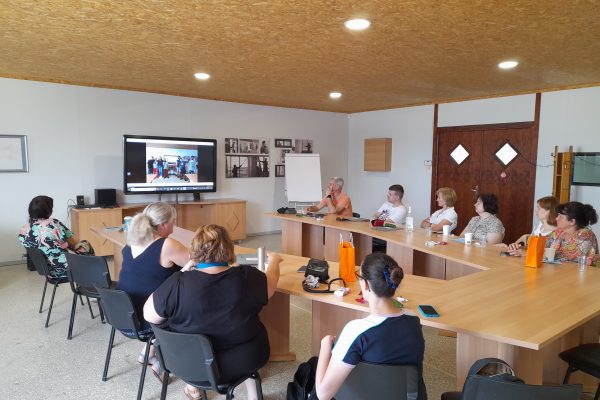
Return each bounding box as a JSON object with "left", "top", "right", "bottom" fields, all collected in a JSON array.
[{"left": 195, "top": 262, "right": 229, "bottom": 269}]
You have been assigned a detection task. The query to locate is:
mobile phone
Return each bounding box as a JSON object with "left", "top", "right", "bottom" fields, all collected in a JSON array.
[
  {"left": 418, "top": 305, "right": 440, "bottom": 318},
  {"left": 500, "top": 251, "right": 511, "bottom": 257}
]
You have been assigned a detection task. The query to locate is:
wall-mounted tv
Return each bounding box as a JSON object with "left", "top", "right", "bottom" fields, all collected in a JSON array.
[
  {"left": 123, "top": 135, "right": 217, "bottom": 194},
  {"left": 572, "top": 152, "right": 600, "bottom": 186}
]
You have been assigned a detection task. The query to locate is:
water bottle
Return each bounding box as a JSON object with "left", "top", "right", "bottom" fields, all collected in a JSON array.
[
  {"left": 257, "top": 246, "right": 265, "bottom": 272},
  {"left": 405, "top": 206, "right": 414, "bottom": 232}
]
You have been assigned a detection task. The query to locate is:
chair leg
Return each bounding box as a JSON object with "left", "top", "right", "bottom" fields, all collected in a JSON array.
[
  {"left": 44, "top": 282, "right": 59, "bottom": 328},
  {"left": 67, "top": 292, "right": 78, "bottom": 340},
  {"left": 97, "top": 300, "right": 106, "bottom": 323},
  {"left": 562, "top": 366, "right": 574, "bottom": 384},
  {"left": 79, "top": 294, "right": 85, "bottom": 306},
  {"left": 39, "top": 280, "right": 48, "bottom": 313},
  {"left": 594, "top": 383, "right": 600, "bottom": 400},
  {"left": 159, "top": 372, "right": 170, "bottom": 400},
  {"left": 136, "top": 337, "right": 152, "bottom": 400},
  {"left": 102, "top": 327, "right": 116, "bottom": 381},
  {"left": 253, "top": 372, "right": 264, "bottom": 400},
  {"left": 86, "top": 296, "right": 95, "bottom": 319}
]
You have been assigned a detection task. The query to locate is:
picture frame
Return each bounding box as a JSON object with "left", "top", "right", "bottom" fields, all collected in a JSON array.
[
  {"left": 275, "top": 164, "right": 285, "bottom": 177},
  {"left": 275, "top": 138, "right": 293, "bottom": 148},
  {"left": 0, "top": 135, "right": 29, "bottom": 172}
]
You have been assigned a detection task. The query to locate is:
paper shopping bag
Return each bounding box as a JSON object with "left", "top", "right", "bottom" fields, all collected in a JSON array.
[
  {"left": 339, "top": 233, "right": 356, "bottom": 282},
  {"left": 525, "top": 235, "right": 546, "bottom": 268}
]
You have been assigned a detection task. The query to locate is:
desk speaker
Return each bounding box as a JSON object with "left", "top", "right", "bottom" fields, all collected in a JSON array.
[{"left": 95, "top": 188, "right": 117, "bottom": 207}]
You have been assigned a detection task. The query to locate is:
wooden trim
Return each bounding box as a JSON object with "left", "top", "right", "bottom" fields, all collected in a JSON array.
[
  {"left": 437, "top": 121, "right": 534, "bottom": 132},
  {"left": 431, "top": 104, "right": 439, "bottom": 214},
  {"left": 530, "top": 93, "right": 541, "bottom": 199}
]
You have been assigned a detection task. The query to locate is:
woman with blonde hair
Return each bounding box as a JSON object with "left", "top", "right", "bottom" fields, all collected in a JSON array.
[
  {"left": 115, "top": 202, "right": 189, "bottom": 377},
  {"left": 144, "top": 224, "right": 283, "bottom": 400},
  {"left": 421, "top": 187, "right": 458, "bottom": 233}
]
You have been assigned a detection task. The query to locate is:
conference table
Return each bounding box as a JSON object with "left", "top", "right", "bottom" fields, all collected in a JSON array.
[
  {"left": 92, "top": 220, "right": 600, "bottom": 390},
  {"left": 268, "top": 213, "right": 600, "bottom": 390}
]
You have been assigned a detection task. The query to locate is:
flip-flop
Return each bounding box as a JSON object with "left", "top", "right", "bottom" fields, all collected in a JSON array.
[
  {"left": 184, "top": 386, "right": 202, "bottom": 400},
  {"left": 137, "top": 352, "right": 157, "bottom": 365}
]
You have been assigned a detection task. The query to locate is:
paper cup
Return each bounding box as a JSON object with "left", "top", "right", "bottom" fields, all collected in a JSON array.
[
  {"left": 442, "top": 225, "right": 450, "bottom": 236},
  {"left": 464, "top": 232, "right": 473, "bottom": 245},
  {"left": 543, "top": 247, "right": 556, "bottom": 262}
]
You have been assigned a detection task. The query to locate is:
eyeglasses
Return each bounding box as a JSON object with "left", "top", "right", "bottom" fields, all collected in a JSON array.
[{"left": 355, "top": 269, "right": 365, "bottom": 281}]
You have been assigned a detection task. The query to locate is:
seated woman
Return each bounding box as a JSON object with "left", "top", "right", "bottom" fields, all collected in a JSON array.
[
  {"left": 509, "top": 201, "right": 599, "bottom": 266},
  {"left": 18, "top": 195, "right": 94, "bottom": 279},
  {"left": 144, "top": 224, "right": 283, "bottom": 400},
  {"left": 315, "top": 253, "right": 426, "bottom": 400},
  {"left": 461, "top": 194, "right": 505, "bottom": 245},
  {"left": 506, "top": 196, "right": 558, "bottom": 250},
  {"left": 114, "top": 202, "right": 189, "bottom": 367},
  {"left": 421, "top": 187, "right": 458, "bottom": 233}
]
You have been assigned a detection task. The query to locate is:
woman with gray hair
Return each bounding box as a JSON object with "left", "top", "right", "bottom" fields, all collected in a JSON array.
[{"left": 115, "top": 202, "right": 189, "bottom": 379}]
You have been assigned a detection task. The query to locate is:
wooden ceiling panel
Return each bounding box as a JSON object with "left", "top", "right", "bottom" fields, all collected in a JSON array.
[{"left": 2, "top": 0, "right": 600, "bottom": 112}]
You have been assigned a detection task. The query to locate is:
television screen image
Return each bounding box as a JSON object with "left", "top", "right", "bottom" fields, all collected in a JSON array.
[
  {"left": 572, "top": 152, "right": 600, "bottom": 186},
  {"left": 124, "top": 135, "right": 217, "bottom": 194}
]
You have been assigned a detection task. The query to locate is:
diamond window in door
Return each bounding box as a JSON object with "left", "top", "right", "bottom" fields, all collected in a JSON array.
[
  {"left": 495, "top": 142, "right": 519, "bottom": 166},
  {"left": 450, "top": 144, "right": 470, "bottom": 165}
]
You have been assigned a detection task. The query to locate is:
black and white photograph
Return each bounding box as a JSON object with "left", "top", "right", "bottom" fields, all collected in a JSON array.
[
  {"left": 294, "top": 139, "right": 313, "bottom": 153},
  {"left": 279, "top": 148, "right": 292, "bottom": 164},
  {"left": 224, "top": 138, "right": 238, "bottom": 154},
  {"left": 226, "top": 155, "right": 270, "bottom": 178},
  {"left": 275, "top": 164, "right": 285, "bottom": 177},
  {"left": 275, "top": 138, "right": 292, "bottom": 148},
  {"left": 239, "top": 138, "right": 259, "bottom": 154}
]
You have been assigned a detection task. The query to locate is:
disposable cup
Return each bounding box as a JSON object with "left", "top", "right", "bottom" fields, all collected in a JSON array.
[
  {"left": 543, "top": 248, "right": 556, "bottom": 262},
  {"left": 464, "top": 232, "right": 473, "bottom": 245},
  {"left": 442, "top": 225, "right": 450, "bottom": 236}
]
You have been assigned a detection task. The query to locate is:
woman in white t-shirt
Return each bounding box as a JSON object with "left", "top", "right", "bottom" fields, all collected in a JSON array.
[
  {"left": 506, "top": 196, "right": 558, "bottom": 250},
  {"left": 421, "top": 187, "right": 458, "bottom": 233}
]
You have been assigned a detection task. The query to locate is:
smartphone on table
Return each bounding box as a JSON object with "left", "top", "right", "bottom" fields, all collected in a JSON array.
[{"left": 418, "top": 305, "right": 440, "bottom": 318}]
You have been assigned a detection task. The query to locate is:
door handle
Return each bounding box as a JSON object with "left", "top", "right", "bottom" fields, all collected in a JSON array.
[{"left": 471, "top": 185, "right": 479, "bottom": 193}]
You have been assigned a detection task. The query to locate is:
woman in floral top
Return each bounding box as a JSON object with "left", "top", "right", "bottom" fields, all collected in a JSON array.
[
  {"left": 546, "top": 202, "right": 599, "bottom": 267},
  {"left": 18, "top": 196, "right": 94, "bottom": 278}
]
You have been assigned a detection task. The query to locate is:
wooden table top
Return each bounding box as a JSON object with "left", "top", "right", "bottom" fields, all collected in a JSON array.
[
  {"left": 268, "top": 213, "right": 600, "bottom": 350},
  {"left": 94, "top": 223, "right": 600, "bottom": 351}
]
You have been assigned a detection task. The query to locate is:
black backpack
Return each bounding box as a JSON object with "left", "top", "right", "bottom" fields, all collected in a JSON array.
[
  {"left": 287, "top": 356, "right": 319, "bottom": 400},
  {"left": 459, "top": 358, "right": 523, "bottom": 398}
]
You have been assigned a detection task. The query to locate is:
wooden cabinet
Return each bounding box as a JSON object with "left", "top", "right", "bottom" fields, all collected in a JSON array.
[
  {"left": 364, "top": 138, "right": 392, "bottom": 171},
  {"left": 71, "top": 199, "right": 246, "bottom": 256},
  {"left": 553, "top": 145, "right": 573, "bottom": 203}
]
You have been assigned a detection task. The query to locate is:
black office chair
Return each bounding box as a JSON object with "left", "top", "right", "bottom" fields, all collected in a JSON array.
[
  {"left": 560, "top": 343, "right": 600, "bottom": 400},
  {"left": 151, "top": 324, "right": 264, "bottom": 400},
  {"left": 26, "top": 247, "right": 73, "bottom": 327},
  {"left": 96, "top": 287, "right": 153, "bottom": 400},
  {"left": 352, "top": 212, "right": 361, "bottom": 218},
  {"left": 441, "top": 375, "right": 581, "bottom": 400},
  {"left": 65, "top": 253, "right": 112, "bottom": 340},
  {"left": 335, "top": 362, "right": 421, "bottom": 400}
]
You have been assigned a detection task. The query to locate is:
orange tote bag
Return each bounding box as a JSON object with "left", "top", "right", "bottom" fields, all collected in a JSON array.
[
  {"left": 338, "top": 233, "right": 356, "bottom": 282},
  {"left": 525, "top": 235, "right": 546, "bottom": 269}
]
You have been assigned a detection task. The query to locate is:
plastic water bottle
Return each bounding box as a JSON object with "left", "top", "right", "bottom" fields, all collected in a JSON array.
[
  {"left": 405, "top": 206, "right": 414, "bottom": 232},
  {"left": 257, "top": 246, "right": 265, "bottom": 272}
]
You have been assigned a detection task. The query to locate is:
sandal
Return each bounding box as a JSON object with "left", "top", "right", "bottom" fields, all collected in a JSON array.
[
  {"left": 184, "top": 386, "right": 202, "bottom": 400},
  {"left": 137, "top": 352, "right": 157, "bottom": 365},
  {"left": 151, "top": 360, "right": 167, "bottom": 384}
]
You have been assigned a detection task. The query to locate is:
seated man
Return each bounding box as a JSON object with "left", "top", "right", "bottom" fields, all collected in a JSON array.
[
  {"left": 307, "top": 177, "right": 353, "bottom": 217},
  {"left": 374, "top": 184, "right": 407, "bottom": 226}
]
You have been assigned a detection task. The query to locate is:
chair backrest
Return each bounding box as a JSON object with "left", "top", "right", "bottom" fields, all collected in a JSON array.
[
  {"left": 96, "top": 287, "right": 141, "bottom": 334},
  {"left": 461, "top": 375, "right": 582, "bottom": 400},
  {"left": 335, "top": 362, "right": 419, "bottom": 400},
  {"left": 64, "top": 253, "right": 111, "bottom": 290},
  {"left": 26, "top": 247, "right": 50, "bottom": 277},
  {"left": 151, "top": 324, "right": 220, "bottom": 389}
]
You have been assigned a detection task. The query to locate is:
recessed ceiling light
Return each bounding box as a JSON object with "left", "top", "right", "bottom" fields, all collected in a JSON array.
[
  {"left": 498, "top": 60, "right": 518, "bottom": 69},
  {"left": 194, "top": 72, "right": 210, "bottom": 80},
  {"left": 329, "top": 92, "right": 342, "bottom": 99},
  {"left": 344, "top": 18, "right": 371, "bottom": 31}
]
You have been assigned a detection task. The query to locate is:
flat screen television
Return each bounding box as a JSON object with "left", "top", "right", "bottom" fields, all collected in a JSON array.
[
  {"left": 123, "top": 135, "right": 217, "bottom": 194},
  {"left": 572, "top": 152, "right": 600, "bottom": 186}
]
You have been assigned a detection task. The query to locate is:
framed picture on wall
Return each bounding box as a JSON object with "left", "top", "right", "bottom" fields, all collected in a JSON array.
[
  {"left": 0, "top": 135, "right": 29, "bottom": 172},
  {"left": 275, "top": 164, "right": 285, "bottom": 177}
]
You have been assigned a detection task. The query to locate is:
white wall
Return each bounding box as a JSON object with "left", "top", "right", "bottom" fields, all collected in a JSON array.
[
  {"left": 347, "top": 105, "right": 435, "bottom": 222},
  {"left": 438, "top": 94, "right": 536, "bottom": 126},
  {"left": 0, "top": 78, "right": 348, "bottom": 264}
]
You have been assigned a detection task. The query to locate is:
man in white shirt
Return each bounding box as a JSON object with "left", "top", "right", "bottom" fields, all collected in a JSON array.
[{"left": 374, "top": 184, "right": 406, "bottom": 225}]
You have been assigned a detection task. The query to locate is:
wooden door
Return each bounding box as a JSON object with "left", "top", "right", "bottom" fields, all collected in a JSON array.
[{"left": 434, "top": 123, "right": 538, "bottom": 243}]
